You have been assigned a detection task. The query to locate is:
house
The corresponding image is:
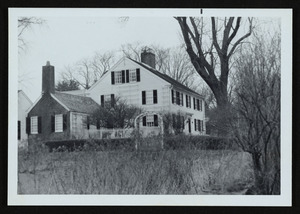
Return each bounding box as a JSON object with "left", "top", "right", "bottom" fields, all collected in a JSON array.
[
  {"left": 86, "top": 50, "right": 206, "bottom": 135},
  {"left": 26, "top": 50, "right": 206, "bottom": 148},
  {"left": 18, "top": 90, "right": 33, "bottom": 148},
  {"left": 26, "top": 61, "right": 99, "bottom": 148}
]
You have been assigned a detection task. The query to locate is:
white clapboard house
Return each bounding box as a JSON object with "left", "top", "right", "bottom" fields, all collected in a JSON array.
[{"left": 84, "top": 50, "right": 206, "bottom": 135}]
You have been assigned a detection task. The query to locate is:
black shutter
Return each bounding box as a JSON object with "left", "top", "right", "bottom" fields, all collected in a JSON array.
[
  {"left": 186, "top": 95, "right": 188, "bottom": 107},
  {"left": 63, "top": 114, "right": 67, "bottom": 131},
  {"left": 136, "top": 68, "right": 140, "bottom": 82},
  {"left": 96, "top": 118, "right": 100, "bottom": 129},
  {"left": 201, "top": 120, "right": 204, "bottom": 131},
  {"left": 200, "top": 100, "right": 202, "bottom": 111},
  {"left": 111, "top": 72, "right": 115, "bottom": 85},
  {"left": 171, "top": 90, "right": 174, "bottom": 104},
  {"left": 194, "top": 119, "right": 197, "bottom": 131},
  {"left": 87, "top": 116, "right": 90, "bottom": 130},
  {"left": 101, "top": 95, "right": 104, "bottom": 107},
  {"left": 121, "top": 70, "right": 125, "bottom": 83},
  {"left": 126, "top": 69, "right": 129, "bottom": 83},
  {"left": 51, "top": 115, "right": 55, "bottom": 132},
  {"left": 142, "top": 91, "right": 146, "bottom": 105},
  {"left": 197, "top": 99, "right": 200, "bottom": 110},
  {"left": 193, "top": 98, "right": 196, "bottom": 109},
  {"left": 18, "top": 121, "right": 21, "bottom": 140},
  {"left": 189, "top": 96, "right": 191, "bottom": 108},
  {"left": 26, "top": 117, "right": 30, "bottom": 134},
  {"left": 153, "top": 90, "right": 157, "bottom": 104},
  {"left": 38, "top": 116, "right": 42, "bottom": 133},
  {"left": 176, "top": 91, "right": 180, "bottom": 105},
  {"left": 198, "top": 120, "right": 201, "bottom": 131},
  {"left": 180, "top": 93, "right": 183, "bottom": 106},
  {"left": 142, "top": 116, "right": 146, "bottom": 126},
  {"left": 111, "top": 94, "right": 115, "bottom": 107},
  {"left": 154, "top": 115, "right": 158, "bottom": 126}
]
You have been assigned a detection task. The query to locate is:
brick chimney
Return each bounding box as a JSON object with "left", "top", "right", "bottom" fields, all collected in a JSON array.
[
  {"left": 42, "top": 61, "right": 55, "bottom": 94},
  {"left": 141, "top": 48, "right": 155, "bottom": 69}
]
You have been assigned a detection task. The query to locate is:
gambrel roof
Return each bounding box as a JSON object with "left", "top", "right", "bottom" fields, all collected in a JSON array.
[
  {"left": 128, "top": 58, "right": 203, "bottom": 98},
  {"left": 52, "top": 92, "right": 99, "bottom": 114}
]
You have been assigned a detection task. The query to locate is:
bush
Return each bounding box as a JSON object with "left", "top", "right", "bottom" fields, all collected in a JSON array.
[
  {"left": 164, "top": 135, "right": 239, "bottom": 151},
  {"left": 44, "top": 138, "right": 135, "bottom": 152}
]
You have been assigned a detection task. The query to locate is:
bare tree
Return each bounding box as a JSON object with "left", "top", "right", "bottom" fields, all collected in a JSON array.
[
  {"left": 91, "top": 97, "right": 142, "bottom": 129},
  {"left": 60, "top": 52, "right": 115, "bottom": 89},
  {"left": 18, "top": 17, "right": 45, "bottom": 52},
  {"left": 175, "top": 17, "right": 253, "bottom": 109},
  {"left": 231, "top": 31, "right": 281, "bottom": 194}
]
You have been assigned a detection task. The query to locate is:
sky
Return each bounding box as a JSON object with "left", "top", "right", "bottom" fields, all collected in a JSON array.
[
  {"left": 18, "top": 16, "right": 183, "bottom": 101},
  {"left": 13, "top": 9, "right": 284, "bottom": 103}
]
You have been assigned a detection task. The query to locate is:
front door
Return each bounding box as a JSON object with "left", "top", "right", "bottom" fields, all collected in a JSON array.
[{"left": 188, "top": 118, "right": 191, "bottom": 133}]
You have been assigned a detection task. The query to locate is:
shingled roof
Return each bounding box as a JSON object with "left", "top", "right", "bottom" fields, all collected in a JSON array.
[
  {"left": 129, "top": 58, "right": 202, "bottom": 97},
  {"left": 53, "top": 92, "right": 99, "bottom": 114}
]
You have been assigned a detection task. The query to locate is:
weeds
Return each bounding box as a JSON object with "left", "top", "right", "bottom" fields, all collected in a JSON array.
[{"left": 18, "top": 143, "right": 253, "bottom": 194}]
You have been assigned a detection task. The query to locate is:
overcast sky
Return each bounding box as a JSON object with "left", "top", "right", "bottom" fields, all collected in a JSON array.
[
  {"left": 18, "top": 16, "right": 184, "bottom": 101},
  {"left": 12, "top": 9, "right": 286, "bottom": 102}
]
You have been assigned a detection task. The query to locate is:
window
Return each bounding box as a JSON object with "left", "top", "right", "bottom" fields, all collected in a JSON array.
[
  {"left": 194, "top": 119, "right": 198, "bottom": 131},
  {"left": 112, "top": 69, "right": 140, "bottom": 85},
  {"left": 142, "top": 90, "right": 157, "bottom": 105},
  {"left": 55, "top": 114, "right": 63, "bottom": 132},
  {"left": 200, "top": 120, "right": 204, "bottom": 131},
  {"left": 146, "top": 115, "right": 154, "bottom": 127},
  {"left": 31, "top": 116, "right": 38, "bottom": 134},
  {"left": 173, "top": 89, "right": 183, "bottom": 106},
  {"left": 114, "top": 71, "right": 122, "bottom": 84},
  {"left": 194, "top": 119, "right": 204, "bottom": 131},
  {"left": 129, "top": 69, "right": 137, "bottom": 82},
  {"left": 143, "top": 115, "right": 158, "bottom": 127},
  {"left": 186, "top": 95, "right": 191, "bottom": 108},
  {"left": 101, "top": 94, "right": 115, "bottom": 107},
  {"left": 197, "top": 99, "right": 200, "bottom": 111},
  {"left": 146, "top": 91, "right": 153, "bottom": 104}
]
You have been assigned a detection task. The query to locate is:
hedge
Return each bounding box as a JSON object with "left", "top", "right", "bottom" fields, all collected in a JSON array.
[
  {"left": 163, "top": 135, "right": 239, "bottom": 151},
  {"left": 44, "top": 138, "right": 135, "bottom": 152},
  {"left": 44, "top": 135, "right": 239, "bottom": 152}
]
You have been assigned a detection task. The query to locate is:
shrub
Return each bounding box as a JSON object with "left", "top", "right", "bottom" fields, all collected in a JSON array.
[
  {"left": 44, "top": 138, "right": 135, "bottom": 152},
  {"left": 164, "top": 134, "right": 239, "bottom": 151}
]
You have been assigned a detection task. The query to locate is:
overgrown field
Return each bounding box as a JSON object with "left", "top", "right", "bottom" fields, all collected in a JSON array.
[{"left": 18, "top": 146, "right": 254, "bottom": 194}]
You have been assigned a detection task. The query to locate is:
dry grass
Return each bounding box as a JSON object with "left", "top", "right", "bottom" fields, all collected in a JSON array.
[{"left": 18, "top": 145, "right": 253, "bottom": 194}]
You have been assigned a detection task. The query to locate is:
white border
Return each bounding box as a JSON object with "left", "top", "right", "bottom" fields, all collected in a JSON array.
[{"left": 8, "top": 8, "right": 292, "bottom": 206}]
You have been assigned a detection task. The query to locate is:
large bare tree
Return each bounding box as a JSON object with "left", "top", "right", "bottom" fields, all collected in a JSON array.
[
  {"left": 231, "top": 31, "right": 281, "bottom": 194},
  {"left": 175, "top": 17, "right": 253, "bottom": 109}
]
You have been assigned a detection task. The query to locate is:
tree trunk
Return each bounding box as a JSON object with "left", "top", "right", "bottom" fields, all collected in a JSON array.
[{"left": 251, "top": 152, "right": 266, "bottom": 194}]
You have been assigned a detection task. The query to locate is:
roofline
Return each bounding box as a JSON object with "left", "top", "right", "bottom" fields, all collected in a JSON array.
[
  {"left": 88, "top": 57, "right": 126, "bottom": 92},
  {"left": 18, "top": 90, "right": 33, "bottom": 105},
  {"left": 25, "top": 94, "right": 42, "bottom": 114},
  {"left": 128, "top": 58, "right": 204, "bottom": 98},
  {"left": 50, "top": 93, "right": 71, "bottom": 111}
]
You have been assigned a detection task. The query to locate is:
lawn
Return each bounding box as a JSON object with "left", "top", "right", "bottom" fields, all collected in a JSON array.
[{"left": 18, "top": 145, "right": 254, "bottom": 194}]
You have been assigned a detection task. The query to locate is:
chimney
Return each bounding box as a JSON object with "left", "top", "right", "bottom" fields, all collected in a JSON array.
[
  {"left": 141, "top": 48, "right": 155, "bottom": 69},
  {"left": 42, "top": 61, "right": 55, "bottom": 94}
]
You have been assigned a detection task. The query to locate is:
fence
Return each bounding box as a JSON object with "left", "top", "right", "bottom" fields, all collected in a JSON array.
[{"left": 88, "top": 128, "right": 134, "bottom": 139}]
